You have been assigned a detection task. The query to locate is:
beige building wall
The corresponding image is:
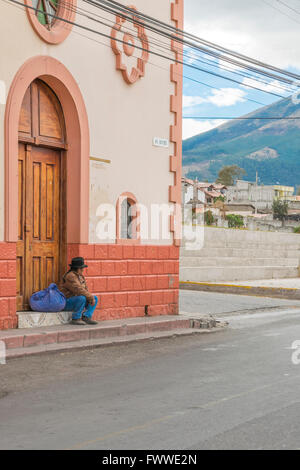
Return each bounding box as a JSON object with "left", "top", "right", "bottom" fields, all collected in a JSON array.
[{"left": 0, "top": 0, "right": 177, "bottom": 244}]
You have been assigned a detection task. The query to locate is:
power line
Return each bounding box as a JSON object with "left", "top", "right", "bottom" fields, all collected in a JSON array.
[
  {"left": 82, "top": 0, "right": 300, "bottom": 87},
  {"left": 183, "top": 116, "right": 300, "bottom": 119},
  {"left": 261, "top": 0, "right": 300, "bottom": 24},
  {"left": 92, "top": 0, "right": 300, "bottom": 83},
  {"left": 6, "top": 1, "right": 299, "bottom": 126},
  {"left": 57, "top": 0, "right": 295, "bottom": 96},
  {"left": 2, "top": 0, "right": 268, "bottom": 107},
  {"left": 276, "top": 0, "right": 300, "bottom": 15},
  {"left": 6, "top": 0, "right": 291, "bottom": 99},
  {"left": 81, "top": 0, "right": 300, "bottom": 103}
]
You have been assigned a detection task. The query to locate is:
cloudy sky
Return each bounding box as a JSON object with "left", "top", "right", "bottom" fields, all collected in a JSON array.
[{"left": 183, "top": 0, "right": 300, "bottom": 139}]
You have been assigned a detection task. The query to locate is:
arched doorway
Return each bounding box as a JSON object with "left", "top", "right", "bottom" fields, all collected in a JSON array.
[
  {"left": 5, "top": 56, "right": 90, "bottom": 314},
  {"left": 17, "top": 79, "right": 66, "bottom": 310}
]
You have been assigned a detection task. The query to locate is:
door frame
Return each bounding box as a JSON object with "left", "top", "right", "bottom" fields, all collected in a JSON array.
[
  {"left": 4, "top": 56, "right": 90, "bottom": 244},
  {"left": 17, "top": 141, "right": 67, "bottom": 310}
]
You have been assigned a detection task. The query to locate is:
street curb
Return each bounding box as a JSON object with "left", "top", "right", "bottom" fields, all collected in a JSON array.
[
  {"left": 180, "top": 281, "right": 300, "bottom": 300},
  {"left": 5, "top": 325, "right": 228, "bottom": 360}
]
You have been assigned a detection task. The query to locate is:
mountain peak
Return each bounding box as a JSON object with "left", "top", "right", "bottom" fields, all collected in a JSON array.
[{"left": 183, "top": 96, "right": 300, "bottom": 186}]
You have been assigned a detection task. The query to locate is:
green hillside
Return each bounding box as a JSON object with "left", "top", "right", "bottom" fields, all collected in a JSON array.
[{"left": 182, "top": 96, "right": 300, "bottom": 186}]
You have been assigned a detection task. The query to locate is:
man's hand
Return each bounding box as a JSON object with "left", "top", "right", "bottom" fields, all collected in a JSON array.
[{"left": 91, "top": 297, "right": 96, "bottom": 306}]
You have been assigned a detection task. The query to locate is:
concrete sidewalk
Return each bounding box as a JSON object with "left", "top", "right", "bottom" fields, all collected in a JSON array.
[
  {"left": 180, "top": 278, "right": 300, "bottom": 300},
  {"left": 0, "top": 315, "right": 226, "bottom": 360}
]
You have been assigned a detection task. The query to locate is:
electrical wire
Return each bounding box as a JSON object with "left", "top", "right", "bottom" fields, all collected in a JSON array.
[
  {"left": 276, "top": 0, "right": 300, "bottom": 15},
  {"left": 6, "top": 0, "right": 296, "bottom": 99},
  {"left": 91, "top": 0, "right": 300, "bottom": 82},
  {"left": 261, "top": 0, "right": 300, "bottom": 25},
  {"left": 5, "top": 0, "right": 300, "bottom": 123},
  {"left": 2, "top": 0, "right": 269, "bottom": 107},
  {"left": 183, "top": 116, "right": 300, "bottom": 119},
  {"left": 56, "top": 0, "right": 296, "bottom": 95}
]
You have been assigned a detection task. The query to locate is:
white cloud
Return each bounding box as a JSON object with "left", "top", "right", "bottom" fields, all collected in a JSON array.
[
  {"left": 183, "top": 95, "right": 206, "bottom": 107},
  {"left": 185, "top": 0, "right": 300, "bottom": 71},
  {"left": 242, "top": 77, "right": 285, "bottom": 95},
  {"left": 183, "top": 119, "right": 227, "bottom": 140},
  {"left": 183, "top": 88, "right": 246, "bottom": 109},
  {"left": 208, "top": 88, "right": 246, "bottom": 106}
]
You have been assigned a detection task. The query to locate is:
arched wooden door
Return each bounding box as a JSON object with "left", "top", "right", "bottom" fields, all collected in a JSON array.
[{"left": 17, "top": 79, "right": 66, "bottom": 311}]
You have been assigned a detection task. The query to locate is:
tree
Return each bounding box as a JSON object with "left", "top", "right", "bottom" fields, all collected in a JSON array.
[
  {"left": 272, "top": 199, "right": 288, "bottom": 221},
  {"left": 216, "top": 165, "right": 246, "bottom": 186},
  {"left": 204, "top": 210, "right": 215, "bottom": 226},
  {"left": 226, "top": 214, "right": 244, "bottom": 229}
]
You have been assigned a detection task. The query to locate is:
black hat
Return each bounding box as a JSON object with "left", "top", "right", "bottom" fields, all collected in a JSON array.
[{"left": 69, "top": 257, "right": 88, "bottom": 269}]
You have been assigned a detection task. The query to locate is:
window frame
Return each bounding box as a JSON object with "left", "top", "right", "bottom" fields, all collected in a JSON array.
[
  {"left": 25, "top": 0, "right": 77, "bottom": 44},
  {"left": 116, "top": 192, "right": 141, "bottom": 245}
]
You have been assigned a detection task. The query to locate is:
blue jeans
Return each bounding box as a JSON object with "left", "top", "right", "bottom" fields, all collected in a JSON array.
[{"left": 64, "top": 295, "right": 98, "bottom": 320}]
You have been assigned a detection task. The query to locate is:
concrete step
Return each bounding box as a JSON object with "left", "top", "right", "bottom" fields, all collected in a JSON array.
[
  {"left": 17, "top": 311, "right": 73, "bottom": 329},
  {"left": 200, "top": 241, "right": 300, "bottom": 249},
  {"left": 180, "top": 257, "right": 298, "bottom": 268},
  {"left": 4, "top": 327, "right": 225, "bottom": 360},
  {"left": 181, "top": 248, "right": 300, "bottom": 258},
  {"left": 0, "top": 315, "right": 225, "bottom": 359},
  {"left": 180, "top": 266, "right": 299, "bottom": 283}
]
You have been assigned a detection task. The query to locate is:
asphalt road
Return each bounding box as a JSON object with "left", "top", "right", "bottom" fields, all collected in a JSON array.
[{"left": 1, "top": 291, "right": 300, "bottom": 450}]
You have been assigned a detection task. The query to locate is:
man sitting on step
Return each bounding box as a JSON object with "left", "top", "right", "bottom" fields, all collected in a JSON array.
[{"left": 60, "top": 257, "right": 98, "bottom": 326}]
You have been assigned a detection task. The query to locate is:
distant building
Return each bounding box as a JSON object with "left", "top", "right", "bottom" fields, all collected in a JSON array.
[
  {"left": 273, "top": 185, "right": 295, "bottom": 201},
  {"left": 224, "top": 203, "right": 256, "bottom": 217},
  {"left": 227, "top": 180, "right": 275, "bottom": 211},
  {"left": 181, "top": 178, "right": 226, "bottom": 207},
  {"left": 227, "top": 180, "right": 297, "bottom": 211}
]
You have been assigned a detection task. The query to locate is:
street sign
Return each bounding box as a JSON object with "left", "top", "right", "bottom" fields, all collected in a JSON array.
[{"left": 153, "top": 137, "right": 169, "bottom": 148}]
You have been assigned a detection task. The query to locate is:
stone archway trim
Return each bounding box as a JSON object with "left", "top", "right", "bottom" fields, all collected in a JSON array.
[{"left": 4, "top": 55, "right": 90, "bottom": 244}]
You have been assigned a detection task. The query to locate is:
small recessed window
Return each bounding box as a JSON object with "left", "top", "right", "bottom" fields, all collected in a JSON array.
[
  {"left": 25, "top": 0, "right": 76, "bottom": 44},
  {"left": 121, "top": 198, "right": 134, "bottom": 239},
  {"left": 32, "top": 0, "right": 58, "bottom": 29}
]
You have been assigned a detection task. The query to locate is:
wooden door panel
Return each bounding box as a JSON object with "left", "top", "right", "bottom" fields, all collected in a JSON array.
[
  {"left": 17, "top": 144, "right": 61, "bottom": 311},
  {"left": 32, "top": 257, "right": 42, "bottom": 294},
  {"left": 32, "top": 161, "right": 42, "bottom": 241},
  {"left": 30, "top": 147, "right": 61, "bottom": 298},
  {"left": 17, "top": 79, "right": 66, "bottom": 311},
  {"left": 38, "top": 84, "right": 64, "bottom": 141}
]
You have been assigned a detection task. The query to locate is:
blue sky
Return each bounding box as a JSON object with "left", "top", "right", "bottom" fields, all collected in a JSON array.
[{"left": 183, "top": 0, "right": 300, "bottom": 139}]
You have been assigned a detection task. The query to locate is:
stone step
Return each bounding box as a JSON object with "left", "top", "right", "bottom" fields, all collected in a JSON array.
[
  {"left": 200, "top": 240, "right": 300, "bottom": 248},
  {"left": 180, "top": 257, "right": 298, "bottom": 268},
  {"left": 0, "top": 315, "right": 223, "bottom": 359},
  {"left": 198, "top": 227, "right": 300, "bottom": 247},
  {"left": 181, "top": 248, "right": 300, "bottom": 258},
  {"left": 183, "top": 241, "right": 300, "bottom": 250},
  {"left": 179, "top": 266, "right": 299, "bottom": 283},
  {"left": 17, "top": 311, "right": 73, "bottom": 329}
]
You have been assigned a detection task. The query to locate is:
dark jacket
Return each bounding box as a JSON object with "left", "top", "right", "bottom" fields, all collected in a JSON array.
[{"left": 59, "top": 270, "right": 94, "bottom": 304}]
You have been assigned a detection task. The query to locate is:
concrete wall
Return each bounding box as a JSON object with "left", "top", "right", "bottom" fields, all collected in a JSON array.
[
  {"left": 196, "top": 227, "right": 300, "bottom": 247},
  {"left": 180, "top": 227, "right": 300, "bottom": 282}
]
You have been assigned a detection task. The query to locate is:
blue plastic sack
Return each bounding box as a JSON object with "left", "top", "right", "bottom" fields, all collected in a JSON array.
[{"left": 29, "top": 283, "right": 66, "bottom": 312}]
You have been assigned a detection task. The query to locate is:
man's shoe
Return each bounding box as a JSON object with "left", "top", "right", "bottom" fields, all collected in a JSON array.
[
  {"left": 71, "top": 319, "right": 86, "bottom": 326},
  {"left": 82, "top": 316, "right": 98, "bottom": 325}
]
